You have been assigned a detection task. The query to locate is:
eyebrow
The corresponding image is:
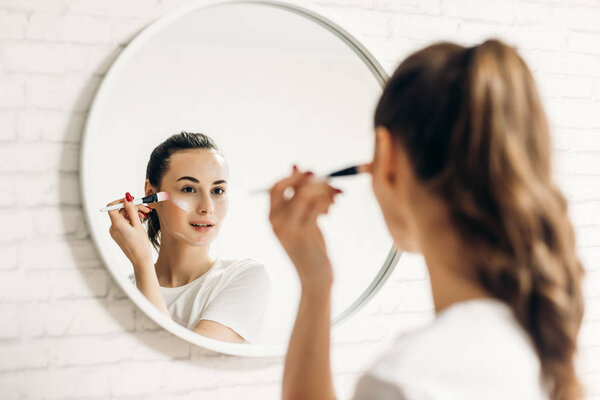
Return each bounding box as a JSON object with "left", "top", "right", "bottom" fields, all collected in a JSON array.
[{"left": 176, "top": 176, "right": 227, "bottom": 185}]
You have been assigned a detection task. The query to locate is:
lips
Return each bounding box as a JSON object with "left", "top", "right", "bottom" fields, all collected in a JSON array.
[
  {"left": 189, "top": 220, "right": 215, "bottom": 232},
  {"left": 189, "top": 220, "right": 214, "bottom": 227},
  {"left": 190, "top": 223, "right": 214, "bottom": 232}
]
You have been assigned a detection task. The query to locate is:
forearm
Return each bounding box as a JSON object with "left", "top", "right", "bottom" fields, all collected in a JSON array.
[
  {"left": 282, "top": 287, "right": 336, "bottom": 400},
  {"left": 132, "top": 260, "right": 170, "bottom": 316}
]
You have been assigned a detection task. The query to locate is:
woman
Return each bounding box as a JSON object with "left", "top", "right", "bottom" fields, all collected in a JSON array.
[
  {"left": 106, "top": 131, "right": 272, "bottom": 344},
  {"left": 270, "top": 40, "right": 585, "bottom": 399}
]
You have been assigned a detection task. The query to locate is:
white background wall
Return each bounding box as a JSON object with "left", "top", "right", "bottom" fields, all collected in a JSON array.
[{"left": 0, "top": 0, "right": 599, "bottom": 399}]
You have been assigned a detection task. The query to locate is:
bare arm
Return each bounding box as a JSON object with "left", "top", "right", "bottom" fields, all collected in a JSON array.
[
  {"left": 282, "top": 287, "right": 336, "bottom": 400},
  {"left": 134, "top": 263, "right": 246, "bottom": 345},
  {"left": 194, "top": 319, "right": 246, "bottom": 343},
  {"left": 268, "top": 167, "right": 341, "bottom": 400},
  {"left": 106, "top": 194, "right": 169, "bottom": 316},
  {"left": 133, "top": 259, "right": 169, "bottom": 316}
]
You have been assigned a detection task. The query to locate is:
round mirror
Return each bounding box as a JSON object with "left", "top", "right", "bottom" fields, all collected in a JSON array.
[{"left": 81, "top": 0, "right": 400, "bottom": 356}]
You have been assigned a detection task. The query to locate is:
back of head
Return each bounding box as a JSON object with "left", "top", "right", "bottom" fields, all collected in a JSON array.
[{"left": 375, "top": 39, "right": 585, "bottom": 400}]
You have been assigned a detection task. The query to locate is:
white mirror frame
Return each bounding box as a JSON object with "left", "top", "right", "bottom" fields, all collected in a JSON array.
[{"left": 81, "top": 0, "right": 402, "bottom": 357}]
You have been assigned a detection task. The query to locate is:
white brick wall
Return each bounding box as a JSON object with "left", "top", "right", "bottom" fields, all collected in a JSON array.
[{"left": 0, "top": 0, "right": 599, "bottom": 398}]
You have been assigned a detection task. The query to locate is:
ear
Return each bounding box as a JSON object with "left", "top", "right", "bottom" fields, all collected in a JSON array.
[
  {"left": 374, "top": 126, "right": 397, "bottom": 188},
  {"left": 144, "top": 179, "right": 154, "bottom": 196},
  {"left": 144, "top": 179, "right": 158, "bottom": 209}
]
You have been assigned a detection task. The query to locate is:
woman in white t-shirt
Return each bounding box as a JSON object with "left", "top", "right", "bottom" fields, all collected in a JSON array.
[
  {"left": 268, "top": 39, "right": 585, "bottom": 399},
  {"left": 106, "top": 131, "right": 272, "bottom": 344}
]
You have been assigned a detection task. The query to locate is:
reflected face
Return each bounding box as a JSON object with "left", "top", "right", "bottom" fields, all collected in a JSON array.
[{"left": 152, "top": 149, "right": 229, "bottom": 247}]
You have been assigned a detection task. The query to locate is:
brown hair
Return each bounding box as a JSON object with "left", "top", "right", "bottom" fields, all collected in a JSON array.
[{"left": 374, "top": 39, "right": 585, "bottom": 399}]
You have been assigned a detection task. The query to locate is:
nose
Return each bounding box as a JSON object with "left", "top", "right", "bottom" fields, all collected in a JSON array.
[{"left": 195, "top": 192, "right": 214, "bottom": 215}]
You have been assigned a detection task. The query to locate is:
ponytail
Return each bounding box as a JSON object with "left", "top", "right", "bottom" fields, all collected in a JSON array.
[{"left": 374, "top": 39, "right": 585, "bottom": 400}]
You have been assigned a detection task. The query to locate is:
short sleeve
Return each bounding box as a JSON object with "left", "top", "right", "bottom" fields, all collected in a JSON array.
[
  {"left": 351, "top": 373, "right": 410, "bottom": 400},
  {"left": 349, "top": 299, "right": 550, "bottom": 400},
  {"left": 349, "top": 328, "right": 442, "bottom": 400},
  {"left": 196, "top": 262, "right": 272, "bottom": 343},
  {"left": 351, "top": 370, "right": 442, "bottom": 400}
]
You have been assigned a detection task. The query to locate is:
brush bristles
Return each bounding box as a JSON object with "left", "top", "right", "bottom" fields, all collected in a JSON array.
[{"left": 156, "top": 191, "right": 169, "bottom": 202}]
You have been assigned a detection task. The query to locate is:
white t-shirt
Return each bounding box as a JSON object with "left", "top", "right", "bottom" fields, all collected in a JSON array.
[
  {"left": 130, "top": 257, "right": 272, "bottom": 343},
  {"left": 351, "top": 298, "right": 549, "bottom": 400}
]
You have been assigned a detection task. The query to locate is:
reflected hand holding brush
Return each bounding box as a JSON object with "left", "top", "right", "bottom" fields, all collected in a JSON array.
[
  {"left": 250, "top": 163, "right": 370, "bottom": 197},
  {"left": 99, "top": 192, "right": 170, "bottom": 212},
  {"left": 102, "top": 191, "right": 163, "bottom": 268}
]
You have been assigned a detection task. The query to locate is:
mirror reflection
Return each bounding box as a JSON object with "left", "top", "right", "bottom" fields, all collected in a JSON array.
[
  {"left": 82, "top": 1, "right": 393, "bottom": 347},
  {"left": 113, "top": 133, "right": 272, "bottom": 343}
]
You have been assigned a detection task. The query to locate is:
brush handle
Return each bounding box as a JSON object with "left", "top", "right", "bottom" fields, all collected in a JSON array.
[
  {"left": 327, "top": 165, "right": 359, "bottom": 177},
  {"left": 99, "top": 192, "right": 166, "bottom": 212},
  {"left": 99, "top": 198, "right": 146, "bottom": 212},
  {"left": 249, "top": 166, "right": 361, "bottom": 195}
]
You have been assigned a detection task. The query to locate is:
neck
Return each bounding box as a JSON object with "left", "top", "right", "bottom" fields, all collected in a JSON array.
[
  {"left": 154, "top": 230, "right": 216, "bottom": 288},
  {"left": 424, "top": 248, "right": 493, "bottom": 314},
  {"left": 413, "top": 196, "right": 493, "bottom": 314}
]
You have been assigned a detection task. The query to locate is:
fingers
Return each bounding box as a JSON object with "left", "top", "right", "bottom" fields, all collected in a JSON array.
[
  {"left": 137, "top": 206, "right": 150, "bottom": 223},
  {"left": 279, "top": 175, "right": 342, "bottom": 229},
  {"left": 122, "top": 193, "right": 141, "bottom": 228},
  {"left": 362, "top": 161, "right": 373, "bottom": 175},
  {"left": 106, "top": 195, "right": 151, "bottom": 226},
  {"left": 303, "top": 187, "right": 341, "bottom": 227},
  {"left": 136, "top": 203, "right": 151, "bottom": 221},
  {"left": 269, "top": 165, "right": 344, "bottom": 232},
  {"left": 126, "top": 193, "right": 151, "bottom": 222},
  {"left": 269, "top": 166, "right": 312, "bottom": 216},
  {"left": 107, "top": 197, "right": 125, "bottom": 226},
  {"left": 304, "top": 191, "right": 341, "bottom": 227},
  {"left": 117, "top": 207, "right": 146, "bottom": 224},
  {"left": 287, "top": 182, "right": 337, "bottom": 226},
  {"left": 106, "top": 197, "right": 125, "bottom": 207}
]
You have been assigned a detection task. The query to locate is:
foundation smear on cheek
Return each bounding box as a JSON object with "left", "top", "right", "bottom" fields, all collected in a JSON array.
[
  {"left": 171, "top": 196, "right": 191, "bottom": 212},
  {"left": 161, "top": 192, "right": 212, "bottom": 247},
  {"left": 167, "top": 228, "right": 211, "bottom": 247}
]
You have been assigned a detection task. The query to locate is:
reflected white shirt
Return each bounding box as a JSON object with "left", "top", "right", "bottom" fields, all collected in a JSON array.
[
  {"left": 351, "top": 298, "right": 548, "bottom": 400},
  {"left": 131, "top": 257, "right": 272, "bottom": 343}
]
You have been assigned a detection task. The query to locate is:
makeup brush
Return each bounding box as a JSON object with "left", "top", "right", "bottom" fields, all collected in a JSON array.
[
  {"left": 249, "top": 163, "right": 369, "bottom": 195},
  {"left": 99, "top": 191, "right": 170, "bottom": 212}
]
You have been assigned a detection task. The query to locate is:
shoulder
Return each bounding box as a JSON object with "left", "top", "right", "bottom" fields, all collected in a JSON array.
[
  {"left": 352, "top": 373, "right": 410, "bottom": 400},
  {"left": 219, "top": 258, "right": 272, "bottom": 284},
  {"left": 220, "top": 257, "right": 265, "bottom": 269},
  {"left": 219, "top": 257, "right": 267, "bottom": 273},
  {"left": 361, "top": 299, "right": 546, "bottom": 399}
]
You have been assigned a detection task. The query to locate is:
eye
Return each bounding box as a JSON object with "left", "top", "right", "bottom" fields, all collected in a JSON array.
[
  {"left": 181, "top": 186, "right": 195, "bottom": 193},
  {"left": 213, "top": 187, "right": 225, "bottom": 195}
]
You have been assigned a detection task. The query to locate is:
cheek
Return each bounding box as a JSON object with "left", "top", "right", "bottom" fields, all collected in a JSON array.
[
  {"left": 371, "top": 177, "right": 385, "bottom": 211},
  {"left": 216, "top": 198, "right": 228, "bottom": 218},
  {"left": 170, "top": 196, "right": 192, "bottom": 212},
  {"left": 160, "top": 200, "right": 189, "bottom": 224},
  {"left": 374, "top": 180, "right": 404, "bottom": 229},
  {"left": 371, "top": 177, "right": 379, "bottom": 200}
]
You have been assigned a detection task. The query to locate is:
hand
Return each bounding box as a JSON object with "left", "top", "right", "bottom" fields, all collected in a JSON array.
[
  {"left": 269, "top": 166, "right": 343, "bottom": 292},
  {"left": 106, "top": 192, "right": 153, "bottom": 267}
]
